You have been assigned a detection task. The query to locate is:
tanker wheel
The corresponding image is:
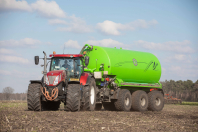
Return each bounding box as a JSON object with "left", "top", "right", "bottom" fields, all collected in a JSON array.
[
  {"left": 114, "top": 89, "right": 132, "bottom": 111},
  {"left": 103, "top": 100, "right": 117, "bottom": 111},
  {"left": 148, "top": 90, "right": 164, "bottom": 111},
  {"left": 65, "top": 84, "right": 81, "bottom": 112},
  {"left": 131, "top": 90, "right": 148, "bottom": 112},
  {"left": 42, "top": 101, "right": 60, "bottom": 111},
  {"left": 95, "top": 104, "right": 102, "bottom": 111},
  {"left": 27, "top": 83, "right": 42, "bottom": 111},
  {"left": 82, "top": 78, "right": 96, "bottom": 111}
]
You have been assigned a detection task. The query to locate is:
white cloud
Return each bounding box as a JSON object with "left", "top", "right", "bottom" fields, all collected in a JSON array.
[
  {"left": 0, "top": 48, "right": 16, "bottom": 54},
  {"left": 97, "top": 20, "right": 124, "bottom": 35},
  {"left": 173, "top": 54, "right": 187, "bottom": 61},
  {"left": 64, "top": 40, "right": 81, "bottom": 49},
  {"left": 168, "top": 65, "right": 198, "bottom": 78},
  {"left": 162, "top": 67, "right": 166, "bottom": 73},
  {"left": 85, "top": 39, "right": 126, "bottom": 48},
  {"left": 57, "top": 15, "right": 93, "bottom": 33},
  {"left": 31, "top": 0, "right": 66, "bottom": 18},
  {"left": 0, "top": 70, "right": 11, "bottom": 75},
  {"left": 0, "top": 0, "right": 91, "bottom": 33},
  {"left": 0, "top": 69, "right": 37, "bottom": 78},
  {"left": 0, "top": 0, "right": 66, "bottom": 18},
  {"left": 0, "top": 0, "right": 32, "bottom": 12},
  {"left": 48, "top": 19, "right": 68, "bottom": 25},
  {"left": 0, "top": 55, "right": 29, "bottom": 64},
  {"left": 134, "top": 40, "right": 194, "bottom": 53},
  {"left": 0, "top": 38, "right": 41, "bottom": 48},
  {"left": 97, "top": 19, "right": 158, "bottom": 35}
]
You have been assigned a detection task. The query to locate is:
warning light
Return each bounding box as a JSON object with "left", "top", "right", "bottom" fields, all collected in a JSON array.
[
  {"left": 83, "top": 51, "right": 86, "bottom": 55},
  {"left": 53, "top": 51, "right": 56, "bottom": 54}
]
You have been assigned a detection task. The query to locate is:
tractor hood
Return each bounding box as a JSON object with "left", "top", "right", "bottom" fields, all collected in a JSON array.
[{"left": 46, "top": 70, "right": 66, "bottom": 86}]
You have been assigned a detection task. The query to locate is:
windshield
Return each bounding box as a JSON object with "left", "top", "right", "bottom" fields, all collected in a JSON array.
[{"left": 50, "top": 57, "right": 83, "bottom": 80}]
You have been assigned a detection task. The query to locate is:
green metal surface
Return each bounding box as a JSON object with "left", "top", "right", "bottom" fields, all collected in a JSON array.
[{"left": 81, "top": 44, "right": 162, "bottom": 89}]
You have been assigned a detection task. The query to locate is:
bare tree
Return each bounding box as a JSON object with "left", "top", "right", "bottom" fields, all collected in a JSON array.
[{"left": 2, "top": 87, "right": 14, "bottom": 100}]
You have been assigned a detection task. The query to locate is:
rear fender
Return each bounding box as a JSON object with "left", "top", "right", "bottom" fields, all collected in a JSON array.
[{"left": 80, "top": 73, "right": 93, "bottom": 86}]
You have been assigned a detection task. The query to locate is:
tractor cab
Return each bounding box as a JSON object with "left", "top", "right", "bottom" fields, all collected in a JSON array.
[{"left": 49, "top": 53, "right": 84, "bottom": 82}]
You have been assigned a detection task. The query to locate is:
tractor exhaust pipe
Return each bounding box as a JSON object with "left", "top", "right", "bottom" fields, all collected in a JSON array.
[{"left": 43, "top": 51, "right": 47, "bottom": 83}]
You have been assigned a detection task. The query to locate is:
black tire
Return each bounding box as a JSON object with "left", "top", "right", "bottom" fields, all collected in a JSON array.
[
  {"left": 114, "top": 89, "right": 132, "bottom": 111},
  {"left": 131, "top": 90, "right": 148, "bottom": 112},
  {"left": 148, "top": 90, "right": 164, "bottom": 111},
  {"left": 27, "top": 83, "right": 42, "bottom": 111},
  {"left": 95, "top": 104, "right": 102, "bottom": 111},
  {"left": 65, "top": 84, "right": 81, "bottom": 112},
  {"left": 82, "top": 78, "right": 96, "bottom": 111},
  {"left": 42, "top": 101, "right": 60, "bottom": 111},
  {"left": 103, "top": 101, "right": 117, "bottom": 111}
]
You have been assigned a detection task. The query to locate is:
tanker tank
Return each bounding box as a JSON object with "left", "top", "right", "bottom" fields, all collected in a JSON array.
[{"left": 81, "top": 44, "right": 162, "bottom": 89}]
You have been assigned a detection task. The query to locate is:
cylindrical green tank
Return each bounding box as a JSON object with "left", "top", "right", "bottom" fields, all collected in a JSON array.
[{"left": 82, "top": 45, "right": 161, "bottom": 85}]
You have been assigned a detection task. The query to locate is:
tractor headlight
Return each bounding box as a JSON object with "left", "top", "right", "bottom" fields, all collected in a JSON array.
[
  {"left": 53, "top": 76, "right": 59, "bottom": 85},
  {"left": 45, "top": 76, "right": 49, "bottom": 85}
]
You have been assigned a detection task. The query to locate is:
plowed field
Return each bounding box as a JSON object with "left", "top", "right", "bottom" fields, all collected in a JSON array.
[{"left": 0, "top": 101, "right": 198, "bottom": 132}]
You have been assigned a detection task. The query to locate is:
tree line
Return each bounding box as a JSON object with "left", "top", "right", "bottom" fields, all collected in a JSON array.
[
  {"left": 0, "top": 87, "right": 27, "bottom": 100},
  {"left": 161, "top": 80, "right": 198, "bottom": 102},
  {"left": 1, "top": 80, "right": 198, "bottom": 101}
]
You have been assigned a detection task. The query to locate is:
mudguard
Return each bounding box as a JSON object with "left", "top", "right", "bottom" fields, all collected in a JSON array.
[
  {"left": 30, "top": 80, "right": 42, "bottom": 84},
  {"left": 80, "top": 72, "right": 92, "bottom": 86}
]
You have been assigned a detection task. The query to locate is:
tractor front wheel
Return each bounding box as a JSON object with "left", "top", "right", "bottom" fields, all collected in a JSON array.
[{"left": 65, "top": 84, "right": 81, "bottom": 112}]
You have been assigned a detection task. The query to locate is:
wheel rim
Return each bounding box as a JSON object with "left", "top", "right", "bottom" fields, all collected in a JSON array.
[
  {"left": 155, "top": 97, "right": 161, "bottom": 106},
  {"left": 125, "top": 97, "right": 129, "bottom": 106},
  {"left": 141, "top": 97, "right": 146, "bottom": 106},
  {"left": 90, "top": 86, "right": 95, "bottom": 105}
]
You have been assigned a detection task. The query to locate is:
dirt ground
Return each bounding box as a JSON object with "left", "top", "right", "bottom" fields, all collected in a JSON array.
[{"left": 0, "top": 101, "right": 198, "bottom": 132}]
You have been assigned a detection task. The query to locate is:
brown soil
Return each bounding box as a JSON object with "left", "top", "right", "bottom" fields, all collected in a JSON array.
[{"left": 0, "top": 101, "right": 198, "bottom": 132}]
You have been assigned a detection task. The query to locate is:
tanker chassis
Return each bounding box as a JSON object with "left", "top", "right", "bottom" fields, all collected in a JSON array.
[{"left": 27, "top": 44, "right": 164, "bottom": 112}]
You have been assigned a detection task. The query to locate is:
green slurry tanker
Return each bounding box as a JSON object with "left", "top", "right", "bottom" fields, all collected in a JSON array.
[{"left": 27, "top": 44, "right": 164, "bottom": 112}]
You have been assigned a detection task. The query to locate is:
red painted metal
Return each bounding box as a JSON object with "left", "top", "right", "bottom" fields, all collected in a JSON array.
[
  {"left": 164, "top": 94, "right": 182, "bottom": 104},
  {"left": 105, "top": 78, "right": 110, "bottom": 81},
  {"left": 80, "top": 72, "right": 89, "bottom": 85},
  {"left": 49, "top": 54, "right": 83, "bottom": 57},
  {"left": 46, "top": 70, "right": 66, "bottom": 86},
  {"left": 150, "top": 88, "right": 157, "bottom": 91}
]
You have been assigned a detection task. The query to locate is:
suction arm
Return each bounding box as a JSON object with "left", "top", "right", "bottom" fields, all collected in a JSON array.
[{"left": 43, "top": 51, "right": 47, "bottom": 83}]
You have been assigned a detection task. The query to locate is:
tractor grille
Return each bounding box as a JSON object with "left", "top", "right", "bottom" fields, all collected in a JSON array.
[{"left": 48, "top": 76, "right": 56, "bottom": 84}]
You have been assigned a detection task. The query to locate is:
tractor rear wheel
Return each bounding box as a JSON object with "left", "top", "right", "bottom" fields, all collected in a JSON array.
[
  {"left": 148, "top": 90, "right": 164, "bottom": 111},
  {"left": 82, "top": 78, "right": 96, "bottom": 111},
  {"left": 27, "top": 83, "right": 42, "bottom": 111},
  {"left": 114, "top": 89, "right": 132, "bottom": 111},
  {"left": 65, "top": 84, "right": 81, "bottom": 112},
  {"left": 131, "top": 90, "right": 148, "bottom": 112}
]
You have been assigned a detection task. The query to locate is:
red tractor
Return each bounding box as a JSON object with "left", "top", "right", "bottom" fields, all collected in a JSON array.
[{"left": 27, "top": 51, "right": 95, "bottom": 111}]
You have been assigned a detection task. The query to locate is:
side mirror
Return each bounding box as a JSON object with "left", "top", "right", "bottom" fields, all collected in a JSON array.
[
  {"left": 35, "top": 56, "right": 39, "bottom": 65},
  {"left": 85, "top": 56, "right": 89, "bottom": 66}
]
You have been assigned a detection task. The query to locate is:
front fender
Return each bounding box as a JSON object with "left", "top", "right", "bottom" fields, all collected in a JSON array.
[{"left": 30, "top": 80, "right": 42, "bottom": 84}]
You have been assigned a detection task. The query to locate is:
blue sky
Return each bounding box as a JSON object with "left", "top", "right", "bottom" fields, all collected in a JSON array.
[{"left": 0, "top": 0, "right": 197, "bottom": 93}]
